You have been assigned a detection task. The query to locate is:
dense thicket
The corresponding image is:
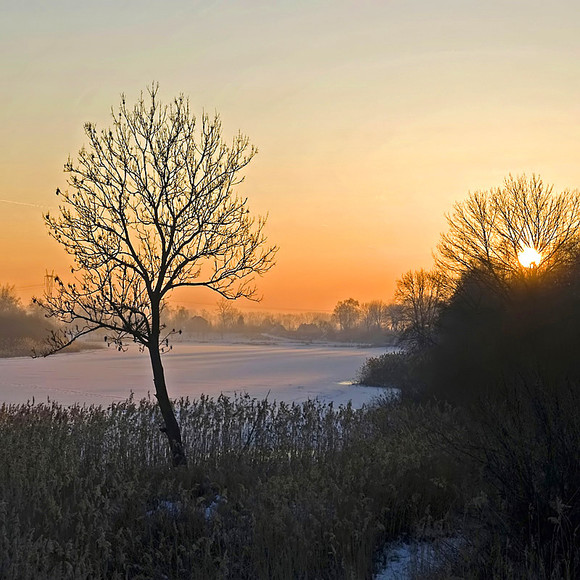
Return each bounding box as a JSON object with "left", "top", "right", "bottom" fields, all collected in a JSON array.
[
  {"left": 424, "top": 260, "right": 580, "bottom": 401},
  {"left": 358, "top": 176, "right": 580, "bottom": 575}
]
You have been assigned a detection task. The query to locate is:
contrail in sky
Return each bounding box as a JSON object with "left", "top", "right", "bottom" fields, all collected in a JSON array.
[{"left": 0, "top": 198, "right": 50, "bottom": 209}]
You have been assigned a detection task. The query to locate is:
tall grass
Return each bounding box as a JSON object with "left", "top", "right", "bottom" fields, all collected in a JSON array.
[{"left": 0, "top": 395, "right": 460, "bottom": 579}]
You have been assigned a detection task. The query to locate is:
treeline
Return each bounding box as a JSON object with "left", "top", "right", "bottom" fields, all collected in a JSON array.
[
  {"left": 163, "top": 298, "right": 403, "bottom": 345},
  {"left": 0, "top": 288, "right": 405, "bottom": 355},
  {"left": 0, "top": 285, "right": 57, "bottom": 357},
  {"left": 0, "top": 285, "right": 406, "bottom": 354},
  {"left": 0, "top": 285, "right": 405, "bottom": 357}
]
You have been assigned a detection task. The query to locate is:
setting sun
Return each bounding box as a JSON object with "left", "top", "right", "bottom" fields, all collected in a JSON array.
[{"left": 518, "top": 246, "right": 542, "bottom": 268}]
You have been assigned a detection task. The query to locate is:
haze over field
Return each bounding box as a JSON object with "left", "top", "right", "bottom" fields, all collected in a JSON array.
[{"left": 3, "top": 1, "right": 580, "bottom": 312}]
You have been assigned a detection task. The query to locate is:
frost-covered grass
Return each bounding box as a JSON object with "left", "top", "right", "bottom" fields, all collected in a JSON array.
[
  {"left": 4, "top": 380, "right": 576, "bottom": 579},
  {"left": 0, "top": 395, "right": 460, "bottom": 579}
]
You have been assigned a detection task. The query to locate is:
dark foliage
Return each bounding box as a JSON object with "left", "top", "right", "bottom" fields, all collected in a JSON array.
[
  {"left": 357, "top": 351, "right": 426, "bottom": 400},
  {"left": 474, "top": 377, "right": 580, "bottom": 576},
  {"left": 424, "top": 259, "right": 580, "bottom": 405}
]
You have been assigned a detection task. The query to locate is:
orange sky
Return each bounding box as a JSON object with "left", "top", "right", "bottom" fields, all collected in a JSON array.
[{"left": 2, "top": 1, "right": 580, "bottom": 313}]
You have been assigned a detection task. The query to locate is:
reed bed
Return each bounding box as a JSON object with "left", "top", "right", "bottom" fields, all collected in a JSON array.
[{"left": 0, "top": 394, "right": 459, "bottom": 579}]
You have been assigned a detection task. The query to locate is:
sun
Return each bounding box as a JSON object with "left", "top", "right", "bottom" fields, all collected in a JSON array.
[{"left": 518, "top": 246, "right": 542, "bottom": 268}]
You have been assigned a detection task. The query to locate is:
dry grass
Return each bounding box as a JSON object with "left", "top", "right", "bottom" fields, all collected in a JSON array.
[
  {"left": 0, "top": 395, "right": 459, "bottom": 579},
  {"left": 4, "top": 386, "right": 572, "bottom": 579}
]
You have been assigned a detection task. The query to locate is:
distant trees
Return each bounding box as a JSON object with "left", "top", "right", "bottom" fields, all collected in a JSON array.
[
  {"left": 361, "top": 300, "right": 387, "bottom": 332},
  {"left": 162, "top": 305, "right": 210, "bottom": 337},
  {"left": 332, "top": 298, "right": 360, "bottom": 332},
  {"left": 394, "top": 269, "right": 447, "bottom": 349},
  {"left": 0, "top": 285, "right": 55, "bottom": 356},
  {"left": 216, "top": 298, "right": 242, "bottom": 331},
  {"left": 325, "top": 298, "right": 399, "bottom": 342},
  {"left": 0, "top": 284, "right": 21, "bottom": 313},
  {"left": 37, "top": 86, "right": 277, "bottom": 466}
]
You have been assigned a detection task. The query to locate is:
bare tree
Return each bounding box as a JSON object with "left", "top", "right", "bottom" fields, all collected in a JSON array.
[
  {"left": 36, "top": 85, "right": 277, "bottom": 466},
  {"left": 0, "top": 284, "right": 21, "bottom": 313},
  {"left": 437, "top": 175, "right": 580, "bottom": 290},
  {"left": 384, "top": 303, "right": 404, "bottom": 332},
  {"left": 361, "top": 300, "right": 387, "bottom": 332},
  {"left": 332, "top": 298, "right": 360, "bottom": 332},
  {"left": 395, "top": 269, "right": 447, "bottom": 348},
  {"left": 215, "top": 298, "right": 241, "bottom": 332}
]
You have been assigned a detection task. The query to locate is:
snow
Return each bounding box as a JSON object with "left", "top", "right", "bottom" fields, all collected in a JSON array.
[
  {"left": 0, "top": 342, "right": 395, "bottom": 408},
  {"left": 374, "top": 541, "right": 437, "bottom": 579},
  {"left": 374, "top": 537, "right": 463, "bottom": 579},
  {"left": 204, "top": 494, "right": 226, "bottom": 520}
]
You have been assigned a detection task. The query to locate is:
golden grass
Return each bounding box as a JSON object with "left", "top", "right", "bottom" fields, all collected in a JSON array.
[{"left": 0, "top": 395, "right": 459, "bottom": 579}]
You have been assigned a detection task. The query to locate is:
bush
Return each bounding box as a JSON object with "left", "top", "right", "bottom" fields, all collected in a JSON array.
[
  {"left": 423, "top": 262, "right": 580, "bottom": 405},
  {"left": 357, "top": 351, "right": 426, "bottom": 400},
  {"left": 463, "top": 377, "right": 580, "bottom": 577}
]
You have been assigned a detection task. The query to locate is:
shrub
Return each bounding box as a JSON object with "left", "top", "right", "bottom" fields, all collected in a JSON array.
[
  {"left": 357, "top": 351, "right": 426, "bottom": 400},
  {"left": 463, "top": 376, "right": 580, "bottom": 577}
]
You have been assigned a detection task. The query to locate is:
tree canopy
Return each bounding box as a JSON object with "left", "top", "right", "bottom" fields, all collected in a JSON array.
[
  {"left": 38, "top": 85, "right": 277, "bottom": 465},
  {"left": 436, "top": 174, "right": 580, "bottom": 290},
  {"left": 395, "top": 269, "right": 447, "bottom": 349}
]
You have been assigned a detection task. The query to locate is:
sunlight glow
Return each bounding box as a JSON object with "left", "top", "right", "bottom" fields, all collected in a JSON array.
[{"left": 518, "top": 246, "right": 542, "bottom": 268}]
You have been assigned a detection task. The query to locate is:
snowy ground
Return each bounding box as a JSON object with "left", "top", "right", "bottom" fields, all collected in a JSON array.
[
  {"left": 374, "top": 537, "right": 463, "bottom": 579},
  {"left": 0, "top": 342, "right": 394, "bottom": 408}
]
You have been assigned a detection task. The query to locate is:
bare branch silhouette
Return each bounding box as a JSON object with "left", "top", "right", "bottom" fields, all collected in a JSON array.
[
  {"left": 436, "top": 174, "right": 580, "bottom": 292},
  {"left": 36, "top": 84, "right": 277, "bottom": 466}
]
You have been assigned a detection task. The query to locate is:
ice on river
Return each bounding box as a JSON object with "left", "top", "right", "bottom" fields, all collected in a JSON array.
[{"left": 0, "top": 342, "right": 394, "bottom": 408}]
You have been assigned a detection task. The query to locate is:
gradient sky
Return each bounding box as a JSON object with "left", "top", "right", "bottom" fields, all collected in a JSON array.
[{"left": 2, "top": 0, "right": 580, "bottom": 313}]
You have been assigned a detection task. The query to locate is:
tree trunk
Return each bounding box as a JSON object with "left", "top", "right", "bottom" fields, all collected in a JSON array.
[{"left": 148, "top": 342, "right": 187, "bottom": 467}]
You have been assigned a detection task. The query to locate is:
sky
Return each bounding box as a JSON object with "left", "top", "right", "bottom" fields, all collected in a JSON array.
[{"left": 1, "top": 0, "right": 580, "bottom": 313}]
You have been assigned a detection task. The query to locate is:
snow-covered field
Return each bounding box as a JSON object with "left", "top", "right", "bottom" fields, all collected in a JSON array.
[{"left": 0, "top": 342, "right": 393, "bottom": 408}]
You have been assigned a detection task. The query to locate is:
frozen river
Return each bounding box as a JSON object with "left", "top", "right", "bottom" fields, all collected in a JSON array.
[{"left": 0, "top": 342, "right": 392, "bottom": 408}]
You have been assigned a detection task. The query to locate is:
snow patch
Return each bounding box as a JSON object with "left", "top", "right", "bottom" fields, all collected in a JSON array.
[
  {"left": 204, "top": 494, "right": 226, "bottom": 521},
  {"left": 374, "top": 537, "right": 463, "bottom": 579}
]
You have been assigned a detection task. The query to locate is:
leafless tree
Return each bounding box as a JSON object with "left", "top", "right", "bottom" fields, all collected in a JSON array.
[
  {"left": 332, "top": 298, "right": 361, "bottom": 332},
  {"left": 361, "top": 300, "right": 387, "bottom": 332},
  {"left": 395, "top": 269, "right": 447, "bottom": 348},
  {"left": 0, "top": 284, "right": 21, "bottom": 313},
  {"left": 216, "top": 298, "right": 241, "bottom": 331},
  {"left": 384, "top": 303, "right": 405, "bottom": 332},
  {"left": 36, "top": 85, "right": 277, "bottom": 466},
  {"left": 436, "top": 175, "right": 580, "bottom": 291}
]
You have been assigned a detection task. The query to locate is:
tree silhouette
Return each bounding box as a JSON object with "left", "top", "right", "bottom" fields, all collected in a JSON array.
[
  {"left": 361, "top": 300, "right": 387, "bottom": 332},
  {"left": 37, "top": 85, "right": 277, "bottom": 466},
  {"left": 436, "top": 174, "right": 580, "bottom": 292},
  {"left": 427, "top": 175, "right": 580, "bottom": 403},
  {"left": 395, "top": 269, "right": 447, "bottom": 348},
  {"left": 332, "top": 298, "right": 360, "bottom": 332}
]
